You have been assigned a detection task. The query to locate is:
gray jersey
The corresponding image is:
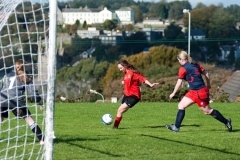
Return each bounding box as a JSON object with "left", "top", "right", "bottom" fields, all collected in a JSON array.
[{"left": 0, "top": 72, "right": 41, "bottom": 108}]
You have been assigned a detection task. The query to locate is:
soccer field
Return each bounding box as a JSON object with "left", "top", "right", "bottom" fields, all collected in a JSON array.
[{"left": 53, "top": 102, "right": 240, "bottom": 160}]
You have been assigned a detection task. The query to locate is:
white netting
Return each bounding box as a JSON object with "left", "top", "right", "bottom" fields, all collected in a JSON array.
[{"left": 0, "top": 0, "right": 54, "bottom": 159}]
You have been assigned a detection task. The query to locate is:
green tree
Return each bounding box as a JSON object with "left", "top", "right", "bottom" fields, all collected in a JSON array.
[
  {"left": 130, "top": 5, "right": 143, "bottom": 23},
  {"left": 163, "top": 22, "right": 185, "bottom": 49},
  {"left": 102, "top": 19, "right": 118, "bottom": 31},
  {"left": 75, "top": 19, "right": 80, "bottom": 28},
  {"left": 82, "top": 20, "right": 87, "bottom": 29},
  {"left": 194, "top": 2, "right": 207, "bottom": 9}
]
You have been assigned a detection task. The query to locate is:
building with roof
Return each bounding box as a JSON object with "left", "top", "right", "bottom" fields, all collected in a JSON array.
[
  {"left": 186, "top": 29, "right": 206, "bottom": 40},
  {"left": 220, "top": 71, "right": 240, "bottom": 102},
  {"left": 143, "top": 17, "right": 164, "bottom": 26},
  {"left": 115, "top": 7, "right": 134, "bottom": 25},
  {"left": 61, "top": 6, "right": 134, "bottom": 25}
]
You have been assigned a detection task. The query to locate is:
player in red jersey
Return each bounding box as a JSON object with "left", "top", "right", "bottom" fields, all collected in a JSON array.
[
  {"left": 112, "top": 59, "right": 159, "bottom": 129},
  {"left": 166, "top": 51, "right": 232, "bottom": 132}
]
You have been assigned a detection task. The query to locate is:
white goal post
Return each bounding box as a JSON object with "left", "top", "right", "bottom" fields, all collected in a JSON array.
[{"left": 0, "top": 0, "right": 57, "bottom": 159}]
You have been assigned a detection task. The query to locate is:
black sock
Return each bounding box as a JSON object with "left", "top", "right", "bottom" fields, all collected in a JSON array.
[
  {"left": 30, "top": 122, "right": 44, "bottom": 141},
  {"left": 175, "top": 110, "right": 185, "bottom": 128},
  {"left": 210, "top": 109, "right": 227, "bottom": 124}
]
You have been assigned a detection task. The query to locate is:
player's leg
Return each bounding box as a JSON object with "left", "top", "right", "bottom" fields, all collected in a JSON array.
[
  {"left": 12, "top": 107, "right": 44, "bottom": 142},
  {"left": 166, "top": 95, "right": 194, "bottom": 132},
  {"left": 113, "top": 103, "right": 129, "bottom": 129},
  {"left": 200, "top": 105, "right": 232, "bottom": 132},
  {"left": 113, "top": 95, "right": 139, "bottom": 129}
]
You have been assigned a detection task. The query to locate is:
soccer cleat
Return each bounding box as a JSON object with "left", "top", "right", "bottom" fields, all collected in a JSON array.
[
  {"left": 112, "top": 126, "right": 118, "bottom": 129},
  {"left": 225, "top": 118, "right": 232, "bottom": 132},
  {"left": 40, "top": 140, "right": 44, "bottom": 145},
  {"left": 165, "top": 124, "right": 179, "bottom": 132}
]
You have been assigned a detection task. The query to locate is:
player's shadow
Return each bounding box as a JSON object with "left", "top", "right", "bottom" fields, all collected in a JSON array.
[
  {"left": 144, "top": 124, "right": 200, "bottom": 128},
  {"left": 141, "top": 134, "right": 240, "bottom": 156},
  {"left": 54, "top": 137, "right": 122, "bottom": 157}
]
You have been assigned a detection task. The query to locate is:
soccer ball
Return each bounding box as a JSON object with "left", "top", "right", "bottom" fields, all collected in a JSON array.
[{"left": 102, "top": 114, "right": 113, "bottom": 125}]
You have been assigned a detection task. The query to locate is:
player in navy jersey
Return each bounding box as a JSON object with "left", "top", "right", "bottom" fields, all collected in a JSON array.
[
  {"left": 166, "top": 51, "right": 232, "bottom": 132},
  {"left": 113, "top": 59, "right": 159, "bottom": 129},
  {"left": 0, "top": 59, "right": 44, "bottom": 144}
]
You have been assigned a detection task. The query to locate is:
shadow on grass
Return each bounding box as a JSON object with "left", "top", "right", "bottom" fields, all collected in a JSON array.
[
  {"left": 141, "top": 134, "right": 240, "bottom": 156},
  {"left": 54, "top": 137, "right": 122, "bottom": 157},
  {"left": 144, "top": 124, "right": 200, "bottom": 128}
]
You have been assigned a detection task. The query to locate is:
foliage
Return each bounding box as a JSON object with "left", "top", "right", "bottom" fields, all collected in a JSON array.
[
  {"left": 213, "top": 89, "right": 230, "bottom": 102},
  {"left": 102, "top": 19, "right": 118, "bottom": 31},
  {"left": 141, "top": 83, "right": 189, "bottom": 102},
  {"left": 121, "top": 32, "right": 148, "bottom": 55},
  {"left": 184, "top": 6, "right": 240, "bottom": 39}
]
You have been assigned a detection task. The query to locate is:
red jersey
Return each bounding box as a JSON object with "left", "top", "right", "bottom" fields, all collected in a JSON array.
[{"left": 123, "top": 70, "right": 146, "bottom": 99}]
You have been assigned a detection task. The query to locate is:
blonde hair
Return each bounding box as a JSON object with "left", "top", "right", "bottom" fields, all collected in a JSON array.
[
  {"left": 178, "top": 51, "right": 193, "bottom": 63},
  {"left": 15, "top": 59, "right": 31, "bottom": 84}
]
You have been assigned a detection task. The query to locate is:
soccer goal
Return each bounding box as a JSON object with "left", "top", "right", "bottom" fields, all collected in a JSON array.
[{"left": 0, "top": 0, "right": 57, "bottom": 159}]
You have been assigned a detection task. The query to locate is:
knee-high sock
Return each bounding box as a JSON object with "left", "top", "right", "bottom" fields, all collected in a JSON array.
[
  {"left": 113, "top": 117, "right": 122, "bottom": 128},
  {"left": 30, "top": 122, "right": 44, "bottom": 141},
  {"left": 210, "top": 109, "right": 227, "bottom": 124},
  {"left": 175, "top": 110, "right": 185, "bottom": 128}
]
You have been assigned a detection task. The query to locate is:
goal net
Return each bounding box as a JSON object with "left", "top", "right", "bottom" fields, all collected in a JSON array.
[{"left": 0, "top": 0, "right": 56, "bottom": 159}]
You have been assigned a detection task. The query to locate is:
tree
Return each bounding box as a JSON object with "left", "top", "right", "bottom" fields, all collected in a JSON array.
[
  {"left": 125, "top": 24, "right": 134, "bottom": 31},
  {"left": 185, "top": 6, "right": 238, "bottom": 39},
  {"left": 130, "top": 5, "right": 143, "bottom": 23},
  {"left": 102, "top": 19, "right": 118, "bottom": 31},
  {"left": 121, "top": 32, "right": 148, "bottom": 55},
  {"left": 194, "top": 2, "right": 207, "bottom": 9},
  {"left": 163, "top": 22, "right": 185, "bottom": 49},
  {"left": 82, "top": 20, "right": 87, "bottom": 29},
  {"left": 75, "top": 19, "right": 80, "bottom": 28}
]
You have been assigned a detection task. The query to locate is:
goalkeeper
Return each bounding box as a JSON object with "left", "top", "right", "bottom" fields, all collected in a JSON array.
[{"left": 0, "top": 59, "right": 44, "bottom": 145}]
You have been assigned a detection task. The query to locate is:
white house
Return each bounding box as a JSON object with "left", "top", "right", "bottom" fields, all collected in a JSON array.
[
  {"left": 143, "top": 17, "right": 164, "bottom": 26},
  {"left": 81, "top": 47, "right": 95, "bottom": 58},
  {"left": 61, "top": 6, "right": 134, "bottom": 25},
  {"left": 77, "top": 27, "right": 101, "bottom": 38},
  {"left": 115, "top": 7, "right": 134, "bottom": 25}
]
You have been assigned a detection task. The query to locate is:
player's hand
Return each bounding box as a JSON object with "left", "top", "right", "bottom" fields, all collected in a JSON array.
[
  {"left": 169, "top": 93, "right": 175, "bottom": 101},
  {"left": 40, "top": 106, "right": 44, "bottom": 111},
  {"left": 150, "top": 83, "right": 159, "bottom": 87}
]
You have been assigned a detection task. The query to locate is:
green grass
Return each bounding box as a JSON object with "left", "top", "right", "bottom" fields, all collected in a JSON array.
[
  {"left": 53, "top": 102, "right": 240, "bottom": 160},
  {"left": 0, "top": 102, "right": 239, "bottom": 159}
]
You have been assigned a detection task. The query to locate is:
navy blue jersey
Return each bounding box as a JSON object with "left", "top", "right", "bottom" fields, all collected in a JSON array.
[
  {"left": 178, "top": 62, "right": 205, "bottom": 90},
  {"left": 0, "top": 72, "right": 41, "bottom": 109}
]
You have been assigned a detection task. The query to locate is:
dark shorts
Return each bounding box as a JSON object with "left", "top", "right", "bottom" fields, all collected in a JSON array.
[
  {"left": 122, "top": 95, "right": 140, "bottom": 108},
  {"left": 0, "top": 93, "right": 31, "bottom": 119},
  {"left": 1, "top": 106, "right": 31, "bottom": 119}
]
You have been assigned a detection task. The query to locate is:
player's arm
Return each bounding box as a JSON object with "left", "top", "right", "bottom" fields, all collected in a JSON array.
[
  {"left": 144, "top": 79, "right": 159, "bottom": 87},
  {"left": 198, "top": 63, "right": 211, "bottom": 89},
  {"left": 26, "top": 82, "right": 42, "bottom": 103},
  {"left": 170, "top": 79, "right": 183, "bottom": 100},
  {"left": 169, "top": 67, "right": 185, "bottom": 100},
  {"left": 202, "top": 70, "right": 211, "bottom": 89}
]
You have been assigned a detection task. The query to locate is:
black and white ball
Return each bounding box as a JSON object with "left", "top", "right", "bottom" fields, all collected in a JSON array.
[{"left": 102, "top": 114, "right": 113, "bottom": 125}]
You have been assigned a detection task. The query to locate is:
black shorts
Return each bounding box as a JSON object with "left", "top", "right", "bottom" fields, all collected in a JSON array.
[
  {"left": 1, "top": 106, "right": 31, "bottom": 119},
  {"left": 1, "top": 107, "right": 9, "bottom": 118},
  {"left": 122, "top": 95, "right": 140, "bottom": 108}
]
